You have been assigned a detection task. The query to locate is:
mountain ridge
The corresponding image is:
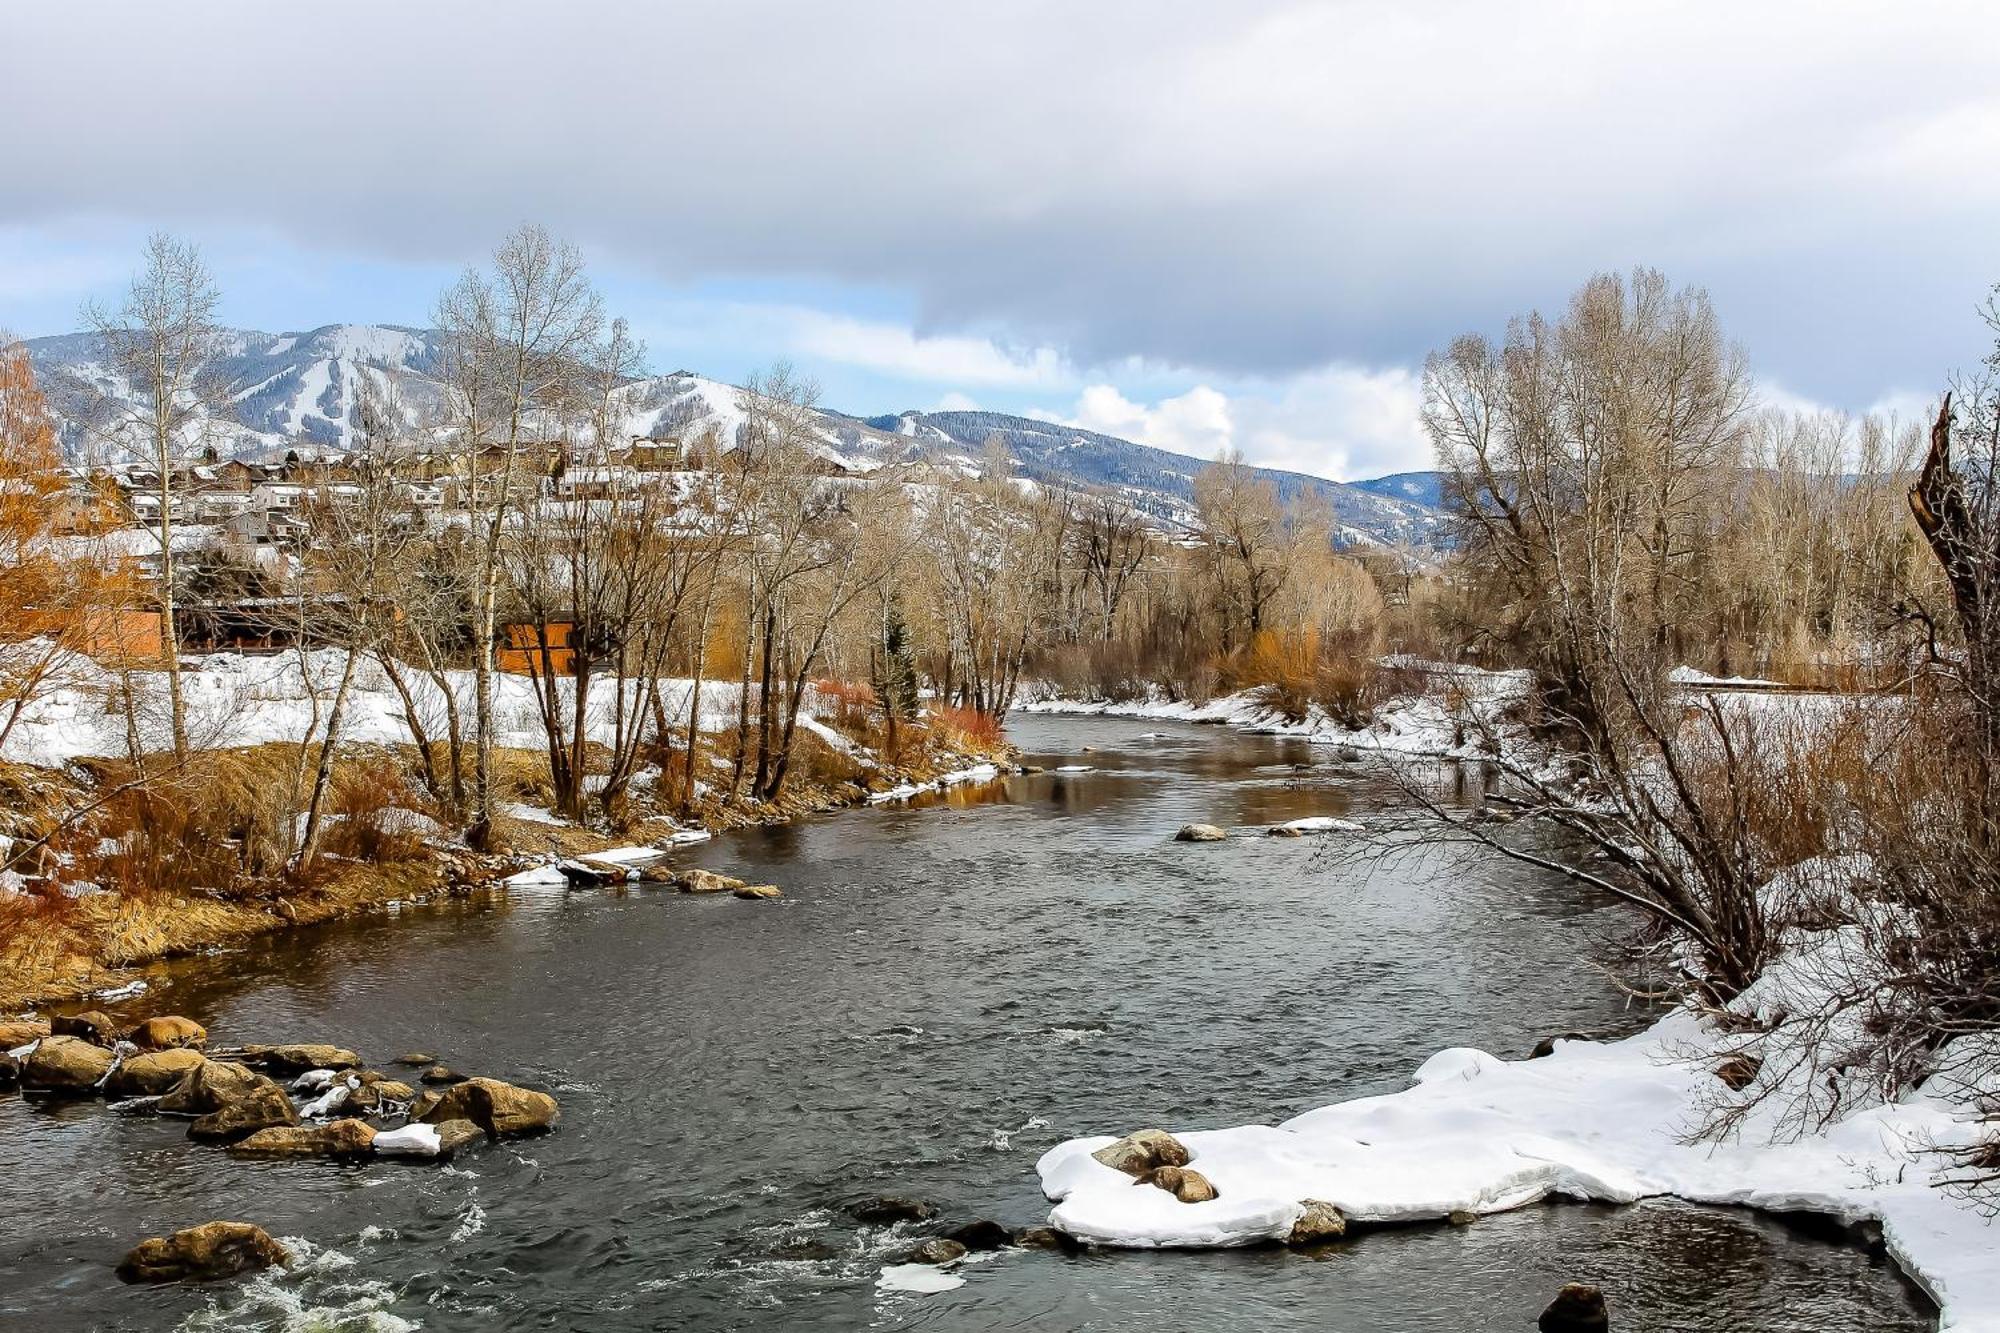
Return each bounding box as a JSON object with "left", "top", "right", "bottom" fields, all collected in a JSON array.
[{"left": 22, "top": 323, "right": 1446, "bottom": 546}]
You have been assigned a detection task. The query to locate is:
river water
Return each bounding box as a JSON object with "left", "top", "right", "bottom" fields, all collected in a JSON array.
[{"left": 0, "top": 715, "right": 1936, "bottom": 1330}]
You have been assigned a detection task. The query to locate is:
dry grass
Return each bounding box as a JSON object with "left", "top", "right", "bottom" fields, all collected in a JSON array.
[{"left": 928, "top": 704, "right": 1005, "bottom": 752}]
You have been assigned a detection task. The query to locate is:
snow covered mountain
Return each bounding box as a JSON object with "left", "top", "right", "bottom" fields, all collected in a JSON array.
[{"left": 23, "top": 323, "right": 1448, "bottom": 546}]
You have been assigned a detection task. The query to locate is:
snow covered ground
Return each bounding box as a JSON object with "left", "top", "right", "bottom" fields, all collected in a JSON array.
[
  {"left": 1016, "top": 663, "right": 1531, "bottom": 761},
  {"left": 1038, "top": 893, "right": 2000, "bottom": 1329},
  {"left": 0, "top": 644, "right": 773, "bottom": 769}
]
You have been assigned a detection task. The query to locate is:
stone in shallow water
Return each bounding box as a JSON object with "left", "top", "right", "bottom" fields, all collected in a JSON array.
[
  {"left": 106, "top": 1048, "right": 206, "bottom": 1098},
  {"left": 22, "top": 1035, "right": 113, "bottom": 1092},
  {"left": 116, "top": 1221, "right": 288, "bottom": 1284},
  {"left": 52, "top": 1011, "right": 122, "bottom": 1046},
  {"left": 1540, "top": 1283, "right": 1610, "bottom": 1332},
  {"left": 130, "top": 1016, "right": 206, "bottom": 1051},
  {"left": 902, "top": 1238, "right": 968, "bottom": 1265},
  {"left": 231, "top": 1117, "right": 377, "bottom": 1159},
  {"left": 240, "top": 1043, "right": 360, "bottom": 1074},
  {"left": 1174, "top": 823, "right": 1227, "bottom": 842},
  {"left": 1288, "top": 1200, "right": 1347, "bottom": 1246},
  {"left": 945, "top": 1220, "right": 1012, "bottom": 1251},
  {"left": 415, "top": 1076, "right": 559, "bottom": 1137},
  {"left": 189, "top": 1083, "right": 298, "bottom": 1143},
  {"left": 846, "top": 1195, "right": 935, "bottom": 1225}
]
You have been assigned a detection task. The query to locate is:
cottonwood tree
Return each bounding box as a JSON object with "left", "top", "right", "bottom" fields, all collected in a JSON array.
[
  {"left": 1415, "top": 270, "right": 1775, "bottom": 999},
  {"left": 432, "top": 225, "right": 603, "bottom": 845},
  {"left": 82, "top": 235, "right": 227, "bottom": 763}
]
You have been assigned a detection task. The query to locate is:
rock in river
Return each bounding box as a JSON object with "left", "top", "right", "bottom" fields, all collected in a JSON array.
[
  {"left": 22, "top": 1035, "right": 114, "bottom": 1092},
  {"left": 675, "top": 868, "right": 745, "bottom": 894},
  {"left": 1139, "top": 1164, "right": 1218, "bottom": 1202},
  {"left": 1174, "top": 823, "right": 1227, "bottom": 842},
  {"left": 1288, "top": 1199, "right": 1348, "bottom": 1245},
  {"left": 0, "top": 1019, "right": 51, "bottom": 1048},
  {"left": 415, "top": 1076, "right": 559, "bottom": 1137},
  {"left": 902, "top": 1238, "right": 967, "bottom": 1265},
  {"left": 239, "top": 1043, "right": 360, "bottom": 1074},
  {"left": 945, "top": 1220, "right": 1012, "bottom": 1251},
  {"left": 1540, "top": 1283, "right": 1611, "bottom": 1332},
  {"left": 231, "top": 1118, "right": 377, "bottom": 1159},
  {"left": 732, "top": 884, "right": 783, "bottom": 900},
  {"left": 51, "top": 1011, "right": 122, "bottom": 1045},
  {"left": 105, "top": 1048, "right": 207, "bottom": 1098},
  {"left": 116, "top": 1221, "right": 288, "bottom": 1284},
  {"left": 130, "top": 1016, "right": 207, "bottom": 1051},
  {"left": 1091, "top": 1128, "right": 1191, "bottom": 1177},
  {"left": 157, "top": 1060, "right": 269, "bottom": 1115},
  {"left": 189, "top": 1081, "right": 299, "bottom": 1143}
]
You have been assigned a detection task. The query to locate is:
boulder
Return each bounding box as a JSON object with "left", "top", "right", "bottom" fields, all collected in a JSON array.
[
  {"left": 1539, "top": 1283, "right": 1610, "bottom": 1332},
  {"left": 392, "top": 1052, "right": 436, "bottom": 1067},
  {"left": 130, "top": 1016, "right": 207, "bottom": 1051},
  {"left": 1174, "top": 823, "right": 1227, "bottom": 842},
  {"left": 419, "top": 1065, "right": 460, "bottom": 1085},
  {"left": 414, "top": 1076, "right": 559, "bottom": 1137},
  {"left": 189, "top": 1083, "right": 299, "bottom": 1143},
  {"left": 157, "top": 1061, "right": 268, "bottom": 1116},
  {"left": 231, "top": 1118, "right": 377, "bottom": 1159},
  {"left": 846, "top": 1196, "right": 935, "bottom": 1225},
  {"left": 116, "top": 1221, "right": 288, "bottom": 1284},
  {"left": 0, "top": 1051, "right": 18, "bottom": 1089},
  {"left": 902, "top": 1238, "right": 967, "bottom": 1266},
  {"left": 1288, "top": 1200, "right": 1347, "bottom": 1246},
  {"left": 22, "top": 1035, "right": 114, "bottom": 1092},
  {"left": 1138, "top": 1165, "right": 1217, "bottom": 1203},
  {"left": 51, "top": 1010, "right": 122, "bottom": 1045},
  {"left": 557, "top": 858, "right": 620, "bottom": 887},
  {"left": 1091, "top": 1128, "right": 1190, "bottom": 1178},
  {"left": 240, "top": 1043, "right": 360, "bottom": 1074},
  {"left": 945, "top": 1220, "right": 1012, "bottom": 1252},
  {"left": 106, "top": 1048, "right": 207, "bottom": 1098},
  {"left": 1014, "top": 1226, "right": 1081, "bottom": 1252},
  {"left": 638, "top": 865, "right": 676, "bottom": 884},
  {"left": 732, "top": 884, "right": 783, "bottom": 900},
  {"left": 1447, "top": 1209, "right": 1478, "bottom": 1226},
  {"left": 1529, "top": 1032, "right": 1596, "bottom": 1059},
  {"left": 408, "top": 1089, "right": 442, "bottom": 1120},
  {"left": 0, "top": 1019, "right": 51, "bottom": 1048},
  {"left": 1268, "top": 824, "right": 1304, "bottom": 837},
  {"left": 675, "top": 868, "right": 745, "bottom": 894},
  {"left": 372, "top": 1079, "right": 415, "bottom": 1101}
]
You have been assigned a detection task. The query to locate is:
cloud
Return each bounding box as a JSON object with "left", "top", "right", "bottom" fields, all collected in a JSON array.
[
  {"left": 2, "top": 2, "right": 1994, "bottom": 410},
  {"left": 1050, "top": 363, "right": 1429, "bottom": 480},
  {"left": 777, "top": 309, "right": 1066, "bottom": 387}
]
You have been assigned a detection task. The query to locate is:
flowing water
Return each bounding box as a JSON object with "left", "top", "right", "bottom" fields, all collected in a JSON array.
[{"left": 0, "top": 715, "right": 1936, "bottom": 1330}]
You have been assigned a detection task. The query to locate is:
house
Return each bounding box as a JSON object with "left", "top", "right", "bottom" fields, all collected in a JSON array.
[{"left": 496, "top": 621, "right": 580, "bottom": 675}]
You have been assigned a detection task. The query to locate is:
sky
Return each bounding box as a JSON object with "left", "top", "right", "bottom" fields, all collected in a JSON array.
[{"left": 2, "top": 1, "right": 1995, "bottom": 481}]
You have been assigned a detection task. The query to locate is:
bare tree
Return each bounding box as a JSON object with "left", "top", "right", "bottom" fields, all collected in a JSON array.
[{"left": 82, "top": 234, "right": 226, "bottom": 763}]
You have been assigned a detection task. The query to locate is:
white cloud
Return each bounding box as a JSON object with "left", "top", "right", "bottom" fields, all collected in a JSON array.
[
  {"left": 1051, "top": 364, "right": 1429, "bottom": 481},
  {"left": 778, "top": 308, "right": 1067, "bottom": 387},
  {"left": 934, "top": 391, "right": 980, "bottom": 411}
]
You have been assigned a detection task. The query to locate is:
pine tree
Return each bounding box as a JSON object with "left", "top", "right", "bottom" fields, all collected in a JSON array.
[{"left": 873, "top": 597, "right": 919, "bottom": 756}]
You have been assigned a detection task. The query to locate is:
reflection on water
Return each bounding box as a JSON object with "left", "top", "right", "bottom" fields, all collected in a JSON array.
[{"left": 0, "top": 716, "right": 1937, "bottom": 1331}]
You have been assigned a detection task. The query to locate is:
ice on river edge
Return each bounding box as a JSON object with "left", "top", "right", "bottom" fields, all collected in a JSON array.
[{"left": 1036, "top": 964, "right": 2000, "bottom": 1331}]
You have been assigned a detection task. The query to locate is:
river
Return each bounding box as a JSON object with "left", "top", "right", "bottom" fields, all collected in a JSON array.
[{"left": 0, "top": 714, "right": 1936, "bottom": 1330}]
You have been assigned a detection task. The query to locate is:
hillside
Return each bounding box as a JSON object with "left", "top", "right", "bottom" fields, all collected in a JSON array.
[{"left": 24, "top": 324, "right": 1447, "bottom": 546}]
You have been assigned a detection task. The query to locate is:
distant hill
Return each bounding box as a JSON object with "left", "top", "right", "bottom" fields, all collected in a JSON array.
[
  {"left": 1347, "top": 471, "right": 1447, "bottom": 511},
  {"left": 24, "top": 323, "right": 1448, "bottom": 547}
]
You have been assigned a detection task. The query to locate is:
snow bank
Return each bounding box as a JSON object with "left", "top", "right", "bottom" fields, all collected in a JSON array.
[
  {"left": 1271, "top": 816, "right": 1363, "bottom": 835},
  {"left": 371, "top": 1124, "right": 442, "bottom": 1157},
  {"left": 1018, "top": 663, "right": 1530, "bottom": 761},
  {"left": 865, "top": 762, "right": 1003, "bottom": 805},
  {"left": 1038, "top": 989, "right": 2000, "bottom": 1328}
]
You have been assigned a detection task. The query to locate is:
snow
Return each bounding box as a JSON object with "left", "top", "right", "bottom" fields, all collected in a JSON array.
[
  {"left": 865, "top": 762, "right": 1004, "bottom": 805},
  {"left": 91, "top": 979, "right": 149, "bottom": 1001},
  {"left": 1669, "top": 666, "right": 1785, "bottom": 689},
  {"left": 874, "top": 1263, "right": 966, "bottom": 1295},
  {"left": 1019, "top": 663, "right": 1529, "bottom": 762},
  {"left": 1037, "top": 959, "right": 2000, "bottom": 1329},
  {"left": 1272, "top": 816, "right": 1363, "bottom": 835},
  {"left": 371, "top": 1123, "right": 442, "bottom": 1157},
  {"left": 502, "top": 864, "right": 569, "bottom": 889}
]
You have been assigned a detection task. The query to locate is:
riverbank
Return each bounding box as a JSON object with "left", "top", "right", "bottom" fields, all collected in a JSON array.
[{"left": 0, "top": 650, "right": 1012, "bottom": 1013}]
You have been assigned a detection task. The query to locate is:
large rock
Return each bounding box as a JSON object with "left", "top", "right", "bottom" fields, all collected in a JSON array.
[
  {"left": 419, "top": 1065, "right": 460, "bottom": 1085},
  {"left": 1539, "top": 1283, "right": 1610, "bottom": 1332},
  {"left": 0, "top": 1051, "right": 18, "bottom": 1089},
  {"left": 1288, "top": 1199, "right": 1348, "bottom": 1245},
  {"left": 231, "top": 1118, "right": 377, "bottom": 1159},
  {"left": 945, "top": 1220, "right": 1012, "bottom": 1252},
  {"left": 902, "top": 1238, "right": 967, "bottom": 1265},
  {"left": 51, "top": 1010, "right": 122, "bottom": 1046},
  {"left": 675, "top": 868, "right": 745, "bottom": 894},
  {"left": 106, "top": 1048, "right": 208, "bottom": 1098},
  {"left": 1139, "top": 1165, "right": 1218, "bottom": 1203},
  {"left": 22, "top": 1035, "right": 114, "bottom": 1092},
  {"left": 414, "top": 1076, "right": 559, "bottom": 1137},
  {"left": 116, "top": 1221, "right": 288, "bottom": 1284},
  {"left": 0, "top": 1019, "right": 51, "bottom": 1048},
  {"left": 240, "top": 1043, "right": 360, "bottom": 1074},
  {"left": 1091, "top": 1128, "right": 1190, "bottom": 1177},
  {"left": 1173, "top": 823, "right": 1227, "bottom": 843},
  {"left": 1013, "top": 1226, "right": 1082, "bottom": 1252},
  {"left": 157, "top": 1061, "right": 267, "bottom": 1116},
  {"left": 130, "top": 1016, "right": 207, "bottom": 1051},
  {"left": 189, "top": 1083, "right": 299, "bottom": 1143}
]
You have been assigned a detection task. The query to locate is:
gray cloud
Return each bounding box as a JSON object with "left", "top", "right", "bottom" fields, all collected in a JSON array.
[{"left": 3, "top": 1, "right": 1996, "bottom": 402}]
